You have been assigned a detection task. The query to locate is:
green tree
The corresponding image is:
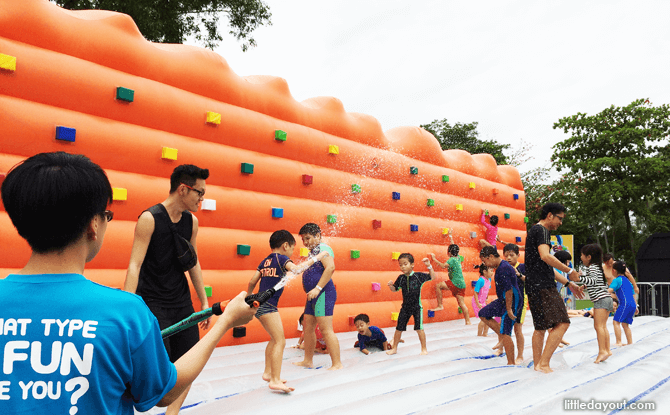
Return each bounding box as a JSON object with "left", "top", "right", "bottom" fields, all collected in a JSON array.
[
  {"left": 421, "top": 119, "right": 510, "bottom": 165},
  {"left": 552, "top": 98, "right": 670, "bottom": 273},
  {"left": 54, "top": 0, "right": 272, "bottom": 51}
]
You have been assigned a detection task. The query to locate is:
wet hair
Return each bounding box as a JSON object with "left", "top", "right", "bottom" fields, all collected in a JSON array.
[
  {"left": 448, "top": 244, "right": 460, "bottom": 256},
  {"left": 539, "top": 202, "right": 566, "bottom": 220},
  {"left": 503, "top": 243, "right": 519, "bottom": 255},
  {"left": 479, "top": 246, "right": 500, "bottom": 258},
  {"left": 269, "top": 230, "right": 296, "bottom": 249},
  {"left": 354, "top": 314, "right": 369, "bottom": 324},
  {"left": 398, "top": 253, "right": 414, "bottom": 264},
  {"left": 489, "top": 215, "right": 499, "bottom": 226},
  {"left": 581, "top": 243, "right": 606, "bottom": 286},
  {"left": 474, "top": 263, "right": 489, "bottom": 276},
  {"left": 554, "top": 250, "right": 572, "bottom": 264},
  {"left": 1, "top": 152, "right": 113, "bottom": 253},
  {"left": 603, "top": 253, "right": 614, "bottom": 263},
  {"left": 299, "top": 222, "right": 321, "bottom": 236},
  {"left": 612, "top": 261, "right": 627, "bottom": 275},
  {"left": 169, "top": 164, "right": 209, "bottom": 193}
]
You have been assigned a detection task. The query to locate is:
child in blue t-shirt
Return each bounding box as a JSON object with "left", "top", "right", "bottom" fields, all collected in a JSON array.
[
  {"left": 247, "top": 230, "right": 327, "bottom": 393},
  {"left": 354, "top": 313, "right": 389, "bottom": 354},
  {"left": 608, "top": 261, "right": 637, "bottom": 346}
]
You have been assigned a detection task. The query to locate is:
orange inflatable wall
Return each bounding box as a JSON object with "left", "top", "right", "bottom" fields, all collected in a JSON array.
[{"left": 0, "top": 0, "right": 526, "bottom": 346}]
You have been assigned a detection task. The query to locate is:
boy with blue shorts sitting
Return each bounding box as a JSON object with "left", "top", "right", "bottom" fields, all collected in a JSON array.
[
  {"left": 354, "top": 313, "right": 390, "bottom": 354},
  {"left": 478, "top": 246, "right": 523, "bottom": 365},
  {"left": 292, "top": 223, "right": 343, "bottom": 370}
]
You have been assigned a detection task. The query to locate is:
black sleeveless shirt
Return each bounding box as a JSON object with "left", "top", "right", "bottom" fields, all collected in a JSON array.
[{"left": 136, "top": 204, "right": 194, "bottom": 308}]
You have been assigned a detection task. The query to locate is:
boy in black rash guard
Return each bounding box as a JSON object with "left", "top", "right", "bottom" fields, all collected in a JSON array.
[{"left": 386, "top": 253, "right": 436, "bottom": 355}]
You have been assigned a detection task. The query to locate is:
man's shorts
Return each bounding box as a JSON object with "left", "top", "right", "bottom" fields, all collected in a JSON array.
[
  {"left": 304, "top": 284, "right": 336, "bottom": 317},
  {"left": 148, "top": 303, "right": 200, "bottom": 363},
  {"left": 479, "top": 293, "right": 523, "bottom": 336},
  {"left": 255, "top": 301, "right": 278, "bottom": 319},
  {"left": 527, "top": 287, "right": 570, "bottom": 331},
  {"left": 446, "top": 280, "right": 466, "bottom": 297},
  {"left": 396, "top": 305, "right": 423, "bottom": 331}
]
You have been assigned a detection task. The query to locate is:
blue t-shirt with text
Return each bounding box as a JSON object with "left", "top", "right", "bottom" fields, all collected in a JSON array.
[{"left": 0, "top": 273, "right": 176, "bottom": 414}]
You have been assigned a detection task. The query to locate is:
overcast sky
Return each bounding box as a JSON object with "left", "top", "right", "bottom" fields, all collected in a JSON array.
[{"left": 188, "top": 0, "right": 670, "bottom": 176}]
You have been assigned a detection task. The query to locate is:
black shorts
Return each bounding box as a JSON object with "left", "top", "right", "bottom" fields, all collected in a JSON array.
[
  {"left": 148, "top": 303, "right": 200, "bottom": 362},
  {"left": 527, "top": 287, "right": 570, "bottom": 331},
  {"left": 397, "top": 306, "right": 423, "bottom": 331}
]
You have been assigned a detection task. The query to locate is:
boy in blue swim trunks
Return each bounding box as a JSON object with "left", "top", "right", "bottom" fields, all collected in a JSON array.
[
  {"left": 478, "top": 246, "right": 524, "bottom": 365},
  {"left": 247, "top": 230, "right": 329, "bottom": 392},
  {"left": 387, "top": 253, "right": 436, "bottom": 355},
  {"left": 293, "top": 223, "right": 343, "bottom": 370}
]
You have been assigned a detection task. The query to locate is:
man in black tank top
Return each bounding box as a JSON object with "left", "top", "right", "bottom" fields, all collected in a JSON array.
[{"left": 124, "top": 164, "right": 210, "bottom": 415}]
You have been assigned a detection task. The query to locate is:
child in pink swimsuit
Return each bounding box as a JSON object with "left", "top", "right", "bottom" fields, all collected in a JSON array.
[
  {"left": 473, "top": 263, "right": 496, "bottom": 336},
  {"left": 479, "top": 209, "right": 500, "bottom": 249}
]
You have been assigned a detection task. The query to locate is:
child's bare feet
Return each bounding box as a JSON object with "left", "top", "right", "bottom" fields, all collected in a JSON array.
[
  {"left": 515, "top": 357, "right": 524, "bottom": 365},
  {"left": 615, "top": 342, "right": 623, "bottom": 347},
  {"left": 432, "top": 306, "right": 444, "bottom": 311},
  {"left": 493, "top": 348, "right": 503, "bottom": 356},
  {"left": 292, "top": 360, "right": 313, "bottom": 368},
  {"left": 269, "top": 381, "right": 294, "bottom": 393},
  {"left": 594, "top": 352, "right": 610, "bottom": 364},
  {"left": 262, "top": 375, "right": 287, "bottom": 383},
  {"left": 420, "top": 349, "right": 428, "bottom": 355},
  {"left": 386, "top": 348, "right": 398, "bottom": 355},
  {"left": 328, "top": 363, "right": 343, "bottom": 370},
  {"left": 534, "top": 364, "right": 553, "bottom": 374},
  {"left": 492, "top": 342, "right": 502, "bottom": 350}
]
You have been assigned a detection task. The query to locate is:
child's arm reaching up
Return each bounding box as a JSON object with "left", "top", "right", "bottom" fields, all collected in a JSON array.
[
  {"left": 429, "top": 253, "right": 449, "bottom": 269},
  {"left": 423, "top": 257, "right": 436, "bottom": 280}
]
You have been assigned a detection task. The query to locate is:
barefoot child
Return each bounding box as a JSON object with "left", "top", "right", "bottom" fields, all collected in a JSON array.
[
  {"left": 354, "top": 314, "right": 389, "bottom": 354},
  {"left": 247, "top": 230, "right": 328, "bottom": 392},
  {"left": 293, "top": 313, "right": 328, "bottom": 354},
  {"left": 478, "top": 246, "right": 523, "bottom": 365},
  {"left": 473, "top": 263, "right": 494, "bottom": 337},
  {"left": 430, "top": 230, "right": 471, "bottom": 325},
  {"left": 387, "top": 254, "right": 436, "bottom": 355},
  {"left": 568, "top": 244, "right": 613, "bottom": 364},
  {"left": 503, "top": 243, "right": 527, "bottom": 364},
  {"left": 608, "top": 261, "right": 636, "bottom": 346},
  {"left": 480, "top": 209, "right": 502, "bottom": 249},
  {"left": 293, "top": 223, "right": 343, "bottom": 370}
]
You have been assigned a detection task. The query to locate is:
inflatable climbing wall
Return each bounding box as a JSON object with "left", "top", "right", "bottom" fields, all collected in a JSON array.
[{"left": 0, "top": 0, "right": 526, "bottom": 346}]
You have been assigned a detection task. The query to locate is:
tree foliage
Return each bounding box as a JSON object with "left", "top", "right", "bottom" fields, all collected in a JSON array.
[
  {"left": 552, "top": 98, "right": 670, "bottom": 272},
  {"left": 54, "top": 0, "right": 272, "bottom": 51},
  {"left": 421, "top": 119, "right": 510, "bottom": 165}
]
